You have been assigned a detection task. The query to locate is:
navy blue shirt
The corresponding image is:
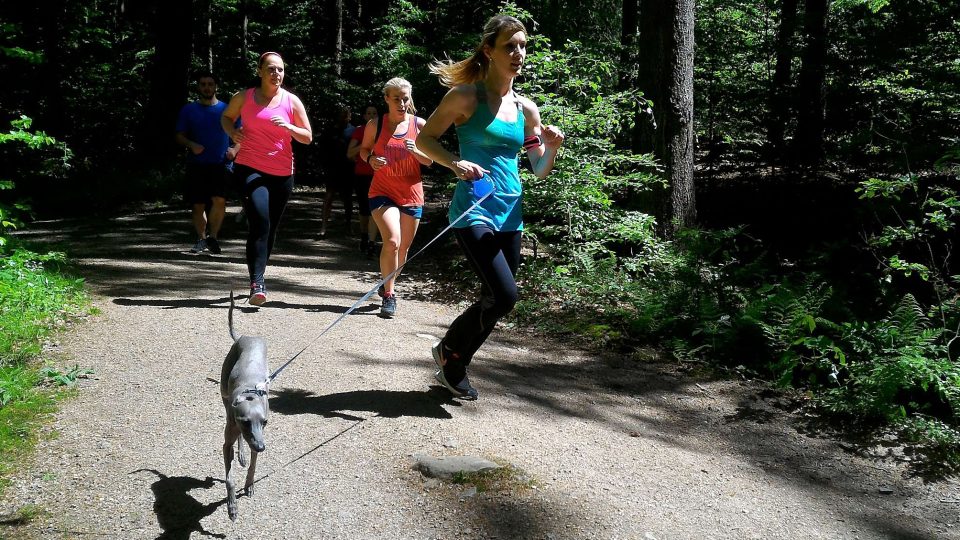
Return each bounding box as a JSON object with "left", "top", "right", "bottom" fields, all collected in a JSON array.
[{"left": 176, "top": 101, "right": 230, "bottom": 164}]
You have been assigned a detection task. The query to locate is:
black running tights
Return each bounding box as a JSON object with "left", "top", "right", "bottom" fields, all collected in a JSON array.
[
  {"left": 236, "top": 164, "right": 294, "bottom": 286},
  {"left": 442, "top": 225, "right": 521, "bottom": 366}
]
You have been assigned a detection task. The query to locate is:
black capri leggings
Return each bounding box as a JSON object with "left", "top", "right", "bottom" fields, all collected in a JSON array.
[
  {"left": 442, "top": 225, "right": 522, "bottom": 365},
  {"left": 234, "top": 163, "right": 294, "bottom": 286}
]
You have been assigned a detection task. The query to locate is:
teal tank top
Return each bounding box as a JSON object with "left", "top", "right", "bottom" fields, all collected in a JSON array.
[{"left": 449, "top": 85, "right": 525, "bottom": 231}]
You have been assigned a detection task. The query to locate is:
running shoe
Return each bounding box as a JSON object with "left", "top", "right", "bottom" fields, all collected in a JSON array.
[
  {"left": 380, "top": 293, "right": 397, "bottom": 318},
  {"left": 190, "top": 238, "right": 207, "bottom": 253},
  {"left": 249, "top": 282, "right": 267, "bottom": 306},
  {"left": 434, "top": 370, "right": 479, "bottom": 400},
  {"left": 206, "top": 236, "right": 222, "bottom": 254},
  {"left": 431, "top": 341, "right": 477, "bottom": 400}
]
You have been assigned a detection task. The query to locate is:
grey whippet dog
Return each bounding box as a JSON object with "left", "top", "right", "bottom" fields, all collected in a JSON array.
[{"left": 221, "top": 292, "right": 269, "bottom": 521}]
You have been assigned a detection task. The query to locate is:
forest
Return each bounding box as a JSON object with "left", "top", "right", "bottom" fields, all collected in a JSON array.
[{"left": 2, "top": 0, "right": 960, "bottom": 474}]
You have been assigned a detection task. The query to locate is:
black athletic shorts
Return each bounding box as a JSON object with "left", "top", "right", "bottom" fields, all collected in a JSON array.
[{"left": 184, "top": 162, "right": 230, "bottom": 205}]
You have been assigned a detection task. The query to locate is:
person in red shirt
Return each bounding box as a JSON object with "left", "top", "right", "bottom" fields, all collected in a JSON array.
[
  {"left": 358, "top": 78, "right": 433, "bottom": 318},
  {"left": 346, "top": 104, "right": 380, "bottom": 255}
]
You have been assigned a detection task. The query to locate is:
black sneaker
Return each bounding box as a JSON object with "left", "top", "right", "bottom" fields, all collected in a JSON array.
[
  {"left": 190, "top": 238, "right": 207, "bottom": 253},
  {"left": 206, "top": 236, "right": 221, "bottom": 254},
  {"left": 380, "top": 294, "right": 397, "bottom": 318},
  {"left": 433, "top": 370, "right": 479, "bottom": 400},
  {"left": 431, "top": 341, "right": 478, "bottom": 400}
]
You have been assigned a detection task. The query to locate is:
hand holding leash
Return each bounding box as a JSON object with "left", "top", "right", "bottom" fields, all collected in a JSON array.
[{"left": 452, "top": 159, "right": 489, "bottom": 181}]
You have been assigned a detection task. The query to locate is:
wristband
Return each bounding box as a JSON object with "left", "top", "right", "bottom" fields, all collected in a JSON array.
[
  {"left": 522, "top": 135, "right": 542, "bottom": 151},
  {"left": 366, "top": 154, "right": 374, "bottom": 165}
]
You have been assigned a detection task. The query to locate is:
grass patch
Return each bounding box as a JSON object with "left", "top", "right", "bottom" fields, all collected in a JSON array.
[
  {"left": 0, "top": 246, "right": 90, "bottom": 498},
  {"left": 451, "top": 464, "right": 536, "bottom": 494}
]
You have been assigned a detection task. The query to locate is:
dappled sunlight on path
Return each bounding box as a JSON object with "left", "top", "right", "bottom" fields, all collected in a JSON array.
[{"left": 1, "top": 188, "right": 957, "bottom": 539}]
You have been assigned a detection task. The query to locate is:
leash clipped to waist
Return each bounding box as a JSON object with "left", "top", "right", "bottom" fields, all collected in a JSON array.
[{"left": 266, "top": 176, "right": 497, "bottom": 384}]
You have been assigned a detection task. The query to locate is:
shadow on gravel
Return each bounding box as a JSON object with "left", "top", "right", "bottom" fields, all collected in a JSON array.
[
  {"left": 132, "top": 468, "right": 226, "bottom": 540},
  {"left": 271, "top": 387, "right": 455, "bottom": 420},
  {"left": 112, "top": 295, "right": 381, "bottom": 315},
  {"left": 20, "top": 190, "right": 382, "bottom": 299},
  {"left": 468, "top": 497, "right": 567, "bottom": 540}
]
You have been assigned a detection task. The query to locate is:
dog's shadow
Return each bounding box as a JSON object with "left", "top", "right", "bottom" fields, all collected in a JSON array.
[
  {"left": 270, "top": 387, "right": 456, "bottom": 420},
  {"left": 132, "top": 469, "right": 227, "bottom": 540}
]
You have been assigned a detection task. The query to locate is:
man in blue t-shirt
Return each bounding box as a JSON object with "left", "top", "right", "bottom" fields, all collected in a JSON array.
[{"left": 175, "top": 72, "right": 238, "bottom": 254}]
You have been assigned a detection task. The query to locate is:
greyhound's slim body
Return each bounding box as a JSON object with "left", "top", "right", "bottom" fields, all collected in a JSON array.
[{"left": 221, "top": 292, "right": 269, "bottom": 521}]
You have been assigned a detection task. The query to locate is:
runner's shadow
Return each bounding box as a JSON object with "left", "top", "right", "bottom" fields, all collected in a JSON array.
[
  {"left": 112, "top": 297, "right": 379, "bottom": 315},
  {"left": 262, "top": 301, "right": 380, "bottom": 314},
  {"left": 131, "top": 468, "right": 226, "bottom": 540},
  {"left": 271, "top": 387, "right": 456, "bottom": 420},
  {"left": 114, "top": 297, "right": 232, "bottom": 310}
]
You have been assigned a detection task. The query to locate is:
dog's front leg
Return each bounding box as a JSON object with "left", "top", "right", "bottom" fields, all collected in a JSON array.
[
  {"left": 223, "top": 421, "right": 241, "bottom": 521},
  {"left": 244, "top": 449, "right": 258, "bottom": 497}
]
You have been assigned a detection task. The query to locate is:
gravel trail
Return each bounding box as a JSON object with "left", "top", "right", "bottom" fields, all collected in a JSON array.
[{"left": 1, "top": 189, "right": 958, "bottom": 540}]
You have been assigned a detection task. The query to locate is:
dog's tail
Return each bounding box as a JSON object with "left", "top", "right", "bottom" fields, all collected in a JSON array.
[{"left": 228, "top": 290, "right": 238, "bottom": 342}]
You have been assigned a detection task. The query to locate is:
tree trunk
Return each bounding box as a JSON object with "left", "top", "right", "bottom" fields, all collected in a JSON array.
[
  {"left": 661, "top": 0, "right": 697, "bottom": 234},
  {"left": 144, "top": 0, "right": 193, "bottom": 160},
  {"left": 619, "top": 0, "right": 639, "bottom": 90},
  {"left": 37, "top": 0, "right": 67, "bottom": 137},
  {"left": 793, "top": 0, "right": 829, "bottom": 166},
  {"left": 241, "top": 0, "right": 249, "bottom": 65},
  {"left": 634, "top": 0, "right": 663, "bottom": 155},
  {"left": 334, "top": 0, "right": 344, "bottom": 77},
  {"left": 767, "top": 0, "right": 799, "bottom": 159},
  {"left": 205, "top": 0, "right": 213, "bottom": 72}
]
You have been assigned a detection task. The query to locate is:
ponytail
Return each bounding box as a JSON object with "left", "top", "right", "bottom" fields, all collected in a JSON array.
[{"left": 429, "top": 15, "right": 526, "bottom": 88}]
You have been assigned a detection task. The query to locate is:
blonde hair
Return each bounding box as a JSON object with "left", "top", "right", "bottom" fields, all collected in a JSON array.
[
  {"left": 382, "top": 77, "right": 416, "bottom": 114},
  {"left": 429, "top": 15, "right": 527, "bottom": 88}
]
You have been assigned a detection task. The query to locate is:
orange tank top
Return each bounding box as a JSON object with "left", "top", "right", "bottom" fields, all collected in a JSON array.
[{"left": 368, "top": 114, "right": 424, "bottom": 206}]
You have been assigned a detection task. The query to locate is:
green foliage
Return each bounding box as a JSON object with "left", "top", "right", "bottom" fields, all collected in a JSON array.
[
  {"left": 511, "top": 30, "right": 662, "bottom": 255},
  {"left": 857, "top": 167, "right": 960, "bottom": 352},
  {"left": 38, "top": 365, "right": 92, "bottom": 388},
  {"left": 0, "top": 247, "right": 89, "bottom": 497},
  {"left": 822, "top": 294, "right": 958, "bottom": 422},
  {"left": 0, "top": 116, "right": 71, "bottom": 249},
  {"left": 0, "top": 249, "right": 88, "bottom": 366}
]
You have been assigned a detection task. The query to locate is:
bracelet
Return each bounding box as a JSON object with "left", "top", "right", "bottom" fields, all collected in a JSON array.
[{"left": 366, "top": 154, "right": 374, "bottom": 164}]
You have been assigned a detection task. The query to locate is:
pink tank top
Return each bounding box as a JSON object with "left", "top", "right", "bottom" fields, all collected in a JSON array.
[
  {"left": 368, "top": 114, "right": 424, "bottom": 206},
  {"left": 235, "top": 88, "right": 295, "bottom": 176}
]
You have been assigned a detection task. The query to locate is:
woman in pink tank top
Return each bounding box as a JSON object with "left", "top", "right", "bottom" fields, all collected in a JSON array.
[
  {"left": 358, "top": 77, "right": 434, "bottom": 318},
  {"left": 221, "top": 52, "right": 313, "bottom": 306}
]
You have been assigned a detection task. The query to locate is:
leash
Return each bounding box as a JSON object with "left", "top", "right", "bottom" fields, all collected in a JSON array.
[{"left": 265, "top": 176, "right": 496, "bottom": 384}]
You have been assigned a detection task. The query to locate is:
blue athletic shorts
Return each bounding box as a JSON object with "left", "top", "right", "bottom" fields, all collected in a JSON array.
[{"left": 369, "top": 196, "right": 423, "bottom": 219}]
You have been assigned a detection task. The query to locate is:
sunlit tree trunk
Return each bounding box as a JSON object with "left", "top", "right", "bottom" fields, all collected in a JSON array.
[
  {"left": 241, "top": 0, "right": 249, "bottom": 65},
  {"left": 205, "top": 0, "right": 213, "bottom": 72},
  {"left": 334, "top": 0, "right": 344, "bottom": 76},
  {"left": 662, "top": 0, "right": 697, "bottom": 234}
]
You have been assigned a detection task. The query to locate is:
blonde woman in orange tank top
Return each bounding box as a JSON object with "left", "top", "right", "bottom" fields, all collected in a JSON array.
[{"left": 358, "top": 77, "right": 433, "bottom": 318}]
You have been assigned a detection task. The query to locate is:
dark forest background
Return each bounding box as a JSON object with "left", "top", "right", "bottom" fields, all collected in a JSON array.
[{"left": 2, "top": 0, "right": 960, "bottom": 474}]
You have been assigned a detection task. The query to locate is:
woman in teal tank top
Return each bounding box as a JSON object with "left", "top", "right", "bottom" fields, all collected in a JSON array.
[{"left": 417, "top": 14, "right": 565, "bottom": 400}]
